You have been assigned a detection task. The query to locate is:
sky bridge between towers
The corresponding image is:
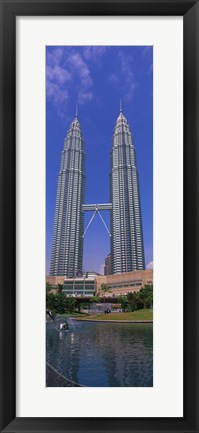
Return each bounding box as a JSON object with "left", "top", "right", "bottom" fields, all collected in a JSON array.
[
  {"left": 82, "top": 203, "right": 112, "bottom": 211},
  {"left": 82, "top": 203, "right": 112, "bottom": 238}
]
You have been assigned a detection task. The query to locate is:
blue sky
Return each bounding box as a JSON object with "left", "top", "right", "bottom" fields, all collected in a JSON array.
[{"left": 46, "top": 46, "right": 153, "bottom": 275}]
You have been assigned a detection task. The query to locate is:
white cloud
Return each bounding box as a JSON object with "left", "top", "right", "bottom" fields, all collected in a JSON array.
[
  {"left": 142, "top": 46, "right": 151, "bottom": 58},
  {"left": 149, "top": 62, "right": 153, "bottom": 74},
  {"left": 66, "top": 51, "right": 94, "bottom": 104},
  {"left": 67, "top": 52, "right": 92, "bottom": 87},
  {"left": 78, "top": 90, "right": 94, "bottom": 104},
  {"left": 47, "top": 47, "right": 64, "bottom": 66},
  {"left": 117, "top": 50, "right": 138, "bottom": 101},
  {"left": 47, "top": 65, "right": 71, "bottom": 85},
  {"left": 83, "top": 46, "right": 107, "bottom": 61},
  {"left": 147, "top": 261, "right": 153, "bottom": 269},
  {"left": 46, "top": 81, "right": 69, "bottom": 105},
  {"left": 108, "top": 73, "right": 118, "bottom": 82},
  {"left": 47, "top": 48, "right": 95, "bottom": 112},
  {"left": 142, "top": 46, "right": 153, "bottom": 74},
  {"left": 46, "top": 48, "right": 72, "bottom": 106}
]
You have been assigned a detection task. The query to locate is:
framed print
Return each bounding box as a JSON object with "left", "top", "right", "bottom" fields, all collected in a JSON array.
[
  {"left": 0, "top": 0, "right": 199, "bottom": 432},
  {"left": 46, "top": 43, "right": 153, "bottom": 390}
]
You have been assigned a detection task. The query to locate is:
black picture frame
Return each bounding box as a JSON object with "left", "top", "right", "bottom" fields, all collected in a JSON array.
[{"left": 0, "top": 0, "right": 199, "bottom": 432}]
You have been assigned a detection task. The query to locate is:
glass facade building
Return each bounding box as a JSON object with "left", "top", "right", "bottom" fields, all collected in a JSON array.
[
  {"left": 49, "top": 106, "right": 145, "bottom": 278},
  {"left": 63, "top": 272, "right": 97, "bottom": 296},
  {"left": 110, "top": 107, "right": 145, "bottom": 273},
  {"left": 50, "top": 114, "right": 85, "bottom": 277}
]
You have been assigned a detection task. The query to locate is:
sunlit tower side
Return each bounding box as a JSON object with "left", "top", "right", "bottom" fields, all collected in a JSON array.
[
  {"left": 110, "top": 104, "right": 145, "bottom": 273},
  {"left": 50, "top": 113, "right": 86, "bottom": 277}
]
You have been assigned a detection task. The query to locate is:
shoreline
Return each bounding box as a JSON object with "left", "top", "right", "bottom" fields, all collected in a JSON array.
[
  {"left": 74, "top": 318, "right": 153, "bottom": 323},
  {"left": 46, "top": 363, "right": 83, "bottom": 387}
]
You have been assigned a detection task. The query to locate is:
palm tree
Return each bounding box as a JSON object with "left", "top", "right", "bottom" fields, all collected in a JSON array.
[
  {"left": 57, "top": 283, "right": 64, "bottom": 293},
  {"left": 91, "top": 295, "right": 101, "bottom": 304},
  {"left": 98, "top": 284, "right": 112, "bottom": 307},
  {"left": 138, "top": 285, "right": 153, "bottom": 309}
]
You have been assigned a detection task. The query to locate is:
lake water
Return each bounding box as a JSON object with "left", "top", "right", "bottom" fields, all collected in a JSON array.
[{"left": 46, "top": 320, "right": 153, "bottom": 387}]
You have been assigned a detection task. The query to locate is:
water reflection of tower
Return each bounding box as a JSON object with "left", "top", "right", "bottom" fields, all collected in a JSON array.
[
  {"left": 93, "top": 325, "right": 153, "bottom": 387},
  {"left": 56, "top": 330, "right": 81, "bottom": 384}
]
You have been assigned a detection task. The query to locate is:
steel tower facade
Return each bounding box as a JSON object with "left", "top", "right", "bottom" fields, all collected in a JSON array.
[
  {"left": 50, "top": 114, "right": 85, "bottom": 277},
  {"left": 110, "top": 106, "right": 145, "bottom": 273}
]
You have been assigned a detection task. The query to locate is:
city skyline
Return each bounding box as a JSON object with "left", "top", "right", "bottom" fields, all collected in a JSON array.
[{"left": 46, "top": 46, "right": 153, "bottom": 274}]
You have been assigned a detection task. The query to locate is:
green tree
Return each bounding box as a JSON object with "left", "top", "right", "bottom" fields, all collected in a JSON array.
[
  {"left": 46, "top": 282, "right": 52, "bottom": 293},
  {"left": 138, "top": 285, "right": 153, "bottom": 309},
  {"left": 57, "top": 284, "right": 64, "bottom": 293},
  {"left": 53, "top": 292, "right": 67, "bottom": 314},
  {"left": 99, "top": 284, "right": 111, "bottom": 303},
  {"left": 46, "top": 292, "right": 56, "bottom": 311},
  {"left": 65, "top": 297, "right": 77, "bottom": 313},
  {"left": 75, "top": 298, "right": 81, "bottom": 312},
  {"left": 118, "top": 295, "right": 129, "bottom": 312},
  {"left": 91, "top": 295, "right": 101, "bottom": 304},
  {"left": 127, "top": 292, "right": 138, "bottom": 311}
]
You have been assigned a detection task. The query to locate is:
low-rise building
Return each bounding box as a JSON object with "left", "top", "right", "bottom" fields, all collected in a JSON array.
[
  {"left": 46, "top": 275, "right": 65, "bottom": 288},
  {"left": 63, "top": 272, "right": 99, "bottom": 297},
  {"left": 46, "top": 269, "right": 153, "bottom": 298},
  {"left": 95, "top": 269, "right": 153, "bottom": 296}
]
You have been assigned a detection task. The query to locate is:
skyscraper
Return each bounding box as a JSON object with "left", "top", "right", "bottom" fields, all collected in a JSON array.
[
  {"left": 110, "top": 105, "right": 145, "bottom": 273},
  {"left": 50, "top": 104, "right": 145, "bottom": 278},
  {"left": 50, "top": 113, "right": 85, "bottom": 277}
]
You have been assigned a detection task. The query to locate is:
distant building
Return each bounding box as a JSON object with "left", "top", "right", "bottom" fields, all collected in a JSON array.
[
  {"left": 63, "top": 272, "right": 100, "bottom": 297},
  {"left": 46, "top": 269, "right": 153, "bottom": 298},
  {"left": 46, "top": 275, "right": 65, "bottom": 288},
  {"left": 96, "top": 269, "right": 153, "bottom": 297},
  {"left": 104, "top": 254, "right": 111, "bottom": 275}
]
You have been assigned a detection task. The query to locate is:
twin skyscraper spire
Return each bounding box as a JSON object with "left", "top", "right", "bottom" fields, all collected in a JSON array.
[{"left": 50, "top": 104, "right": 145, "bottom": 277}]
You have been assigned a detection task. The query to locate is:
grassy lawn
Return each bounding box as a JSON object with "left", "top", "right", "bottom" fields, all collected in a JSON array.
[
  {"left": 80, "top": 309, "right": 153, "bottom": 321},
  {"left": 57, "top": 312, "right": 88, "bottom": 317}
]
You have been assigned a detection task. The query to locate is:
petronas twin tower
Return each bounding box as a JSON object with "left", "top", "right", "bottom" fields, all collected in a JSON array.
[
  {"left": 110, "top": 106, "right": 145, "bottom": 273},
  {"left": 50, "top": 114, "right": 85, "bottom": 277},
  {"left": 50, "top": 105, "right": 145, "bottom": 277}
]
